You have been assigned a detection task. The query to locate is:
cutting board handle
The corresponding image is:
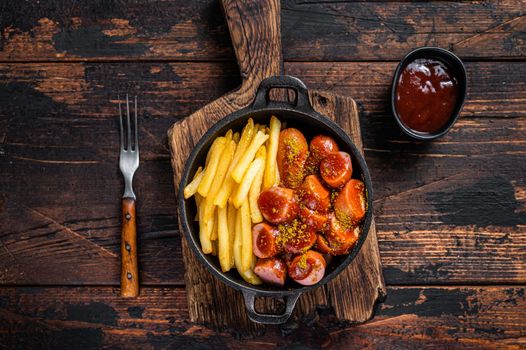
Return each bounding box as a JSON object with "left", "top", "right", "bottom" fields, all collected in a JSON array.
[{"left": 221, "top": 0, "right": 282, "bottom": 94}]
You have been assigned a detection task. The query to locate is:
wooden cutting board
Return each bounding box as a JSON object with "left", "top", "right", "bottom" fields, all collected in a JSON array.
[{"left": 168, "top": 0, "right": 385, "bottom": 335}]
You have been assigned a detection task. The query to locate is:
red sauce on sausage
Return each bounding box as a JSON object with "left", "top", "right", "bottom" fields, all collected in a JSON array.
[
  {"left": 395, "top": 58, "right": 459, "bottom": 134},
  {"left": 253, "top": 130, "right": 368, "bottom": 287}
]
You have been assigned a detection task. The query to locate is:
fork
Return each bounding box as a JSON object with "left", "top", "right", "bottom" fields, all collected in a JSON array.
[{"left": 119, "top": 95, "right": 140, "bottom": 297}]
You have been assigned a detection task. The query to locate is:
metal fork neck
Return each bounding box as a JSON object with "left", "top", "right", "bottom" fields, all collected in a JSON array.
[{"left": 123, "top": 176, "right": 136, "bottom": 200}]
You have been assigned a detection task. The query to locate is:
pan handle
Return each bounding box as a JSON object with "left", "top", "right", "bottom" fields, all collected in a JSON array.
[
  {"left": 252, "top": 75, "right": 313, "bottom": 112},
  {"left": 242, "top": 291, "right": 301, "bottom": 324}
]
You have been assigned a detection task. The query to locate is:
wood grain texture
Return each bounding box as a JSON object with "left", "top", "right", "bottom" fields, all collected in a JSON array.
[
  {"left": 282, "top": 0, "right": 526, "bottom": 61},
  {"left": 167, "top": 0, "right": 384, "bottom": 333},
  {"left": 1, "top": 61, "right": 525, "bottom": 121},
  {"left": 0, "top": 286, "right": 524, "bottom": 349},
  {"left": 120, "top": 198, "right": 139, "bottom": 297},
  {"left": 1, "top": 0, "right": 525, "bottom": 61},
  {"left": 1, "top": 0, "right": 525, "bottom": 346},
  {"left": 287, "top": 61, "right": 526, "bottom": 118},
  {"left": 1, "top": 60, "right": 525, "bottom": 285}
]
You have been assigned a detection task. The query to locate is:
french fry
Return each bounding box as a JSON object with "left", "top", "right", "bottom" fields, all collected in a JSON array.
[
  {"left": 232, "top": 157, "right": 264, "bottom": 208},
  {"left": 202, "top": 202, "right": 216, "bottom": 241},
  {"left": 233, "top": 186, "right": 261, "bottom": 284},
  {"left": 231, "top": 130, "right": 269, "bottom": 183},
  {"left": 198, "top": 193, "right": 216, "bottom": 250},
  {"left": 234, "top": 210, "right": 263, "bottom": 284},
  {"left": 250, "top": 253, "right": 262, "bottom": 284},
  {"left": 200, "top": 139, "right": 236, "bottom": 225},
  {"left": 199, "top": 197, "right": 213, "bottom": 254},
  {"left": 193, "top": 118, "right": 274, "bottom": 281},
  {"left": 210, "top": 207, "right": 218, "bottom": 240},
  {"left": 210, "top": 140, "right": 236, "bottom": 198},
  {"left": 224, "top": 129, "right": 233, "bottom": 143},
  {"left": 263, "top": 116, "right": 281, "bottom": 189},
  {"left": 213, "top": 119, "right": 256, "bottom": 207},
  {"left": 256, "top": 144, "right": 267, "bottom": 159},
  {"left": 233, "top": 207, "right": 243, "bottom": 271},
  {"left": 198, "top": 137, "right": 226, "bottom": 197},
  {"left": 184, "top": 166, "right": 204, "bottom": 199},
  {"left": 232, "top": 119, "right": 255, "bottom": 167},
  {"left": 211, "top": 238, "right": 218, "bottom": 256},
  {"left": 194, "top": 193, "right": 202, "bottom": 221},
  {"left": 227, "top": 203, "right": 236, "bottom": 269},
  {"left": 217, "top": 205, "right": 232, "bottom": 272},
  {"left": 240, "top": 201, "right": 252, "bottom": 272},
  {"left": 237, "top": 259, "right": 262, "bottom": 285},
  {"left": 249, "top": 148, "right": 266, "bottom": 223},
  {"left": 227, "top": 202, "right": 236, "bottom": 238},
  {"left": 231, "top": 166, "right": 262, "bottom": 284}
]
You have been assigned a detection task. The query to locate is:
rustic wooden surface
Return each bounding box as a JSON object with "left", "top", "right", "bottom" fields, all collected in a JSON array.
[
  {"left": 1, "top": 0, "right": 525, "bottom": 349},
  {"left": 167, "top": 0, "right": 384, "bottom": 333}
]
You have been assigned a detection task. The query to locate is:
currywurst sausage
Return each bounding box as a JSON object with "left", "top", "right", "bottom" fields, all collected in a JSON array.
[
  {"left": 319, "top": 152, "right": 353, "bottom": 189},
  {"left": 254, "top": 257, "right": 287, "bottom": 286},
  {"left": 277, "top": 128, "right": 308, "bottom": 189},
  {"left": 252, "top": 223, "right": 281, "bottom": 259},
  {"left": 258, "top": 187, "right": 299, "bottom": 224},
  {"left": 288, "top": 250, "right": 326, "bottom": 286}
]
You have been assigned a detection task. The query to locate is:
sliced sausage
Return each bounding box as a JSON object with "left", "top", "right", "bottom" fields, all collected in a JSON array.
[
  {"left": 277, "top": 219, "right": 317, "bottom": 254},
  {"left": 329, "top": 230, "right": 358, "bottom": 255},
  {"left": 277, "top": 128, "right": 308, "bottom": 189},
  {"left": 278, "top": 219, "right": 316, "bottom": 254},
  {"left": 306, "top": 135, "right": 340, "bottom": 173},
  {"left": 288, "top": 250, "right": 326, "bottom": 286},
  {"left": 252, "top": 223, "right": 280, "bottom": 259},
  {"left": 315, "top": 234, "right": 332, "bottom": 254},
  {"left": 325, "top": 213, "right": 360, "bottom": 255},
  {"left": 333, "top": 179, "right": 366, "bottom": 226},
  {"left": 258, "top": 187, "right": 299, "bottom": 224},
  {"left": 299, "top": 206, "right": 329, "bottom": 232},
  {"left": 311, "top": 135, "right": 340, "bottom": 160},
  {"left": 254, "top": 257, "right": 287, "bottom": 286},
  {"left": 319, "top": 152, "right": 353, "bottom": 189},
  {"left": 317, "top": 230, "right": 358, "bottom": 256},
  {"left": 283, "top": 226, "right": 317, "bottom": 254},
  {"left": 297, "top": 175, "right": 330, "bottom": 212}
]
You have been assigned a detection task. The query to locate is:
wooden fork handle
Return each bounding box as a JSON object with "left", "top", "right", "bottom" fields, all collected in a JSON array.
[{"left": 121, "top": 198, "right": 139, "bottom": 297}]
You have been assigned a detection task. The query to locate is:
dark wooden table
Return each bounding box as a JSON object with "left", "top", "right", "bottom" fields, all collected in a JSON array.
[{"left": 1, "top": 1, "right": 525, "bottom": 349}]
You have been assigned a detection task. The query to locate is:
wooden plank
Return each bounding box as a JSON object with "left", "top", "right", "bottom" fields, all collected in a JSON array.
[
  {"left": 0, "top": 286, "right": 524, "bottom": 349},
  {"left": 282, "top": 0, "right": 526, "bottom": 61},
  {"left": 1, "top": 61, "right": 524, "bottom": 121},
  {"left": 363, "top": 114, "right": 526, "bottom": 284},
  {"left": 0, "top": 0, "right": 234, "bottom": 62},
  {"left": 1, "top": 61, "right": 525, "bottom": 285},
  {"left": 1, "top": 0, "right": 525, "bottom": 62},
  {"left": 286, "top": 61, "right": 526, "bottom": 118}
]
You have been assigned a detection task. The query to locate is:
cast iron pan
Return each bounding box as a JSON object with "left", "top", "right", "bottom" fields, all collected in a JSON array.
[{"left": 178, "top": 75, "right": 373, "bottom": 324}]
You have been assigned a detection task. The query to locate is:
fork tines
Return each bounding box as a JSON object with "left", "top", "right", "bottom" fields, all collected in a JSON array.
[{"left": 119, "top": 94, "right": 139, "bottom": 152}]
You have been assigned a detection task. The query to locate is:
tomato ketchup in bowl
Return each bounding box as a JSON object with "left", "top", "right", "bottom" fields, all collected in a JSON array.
[{"left": 391, "top": 47, "right": 467, "bottom": 140}]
